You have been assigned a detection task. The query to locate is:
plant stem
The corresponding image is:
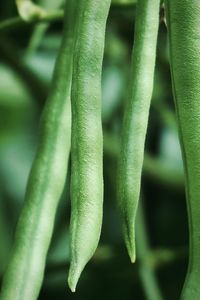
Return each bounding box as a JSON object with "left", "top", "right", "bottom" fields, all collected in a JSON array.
[
  {"left": 136, "top": 199, "right": 164, "bottom": 300},
  {"left": 0, "top": 10, "right": 64, "bottom": 33}
]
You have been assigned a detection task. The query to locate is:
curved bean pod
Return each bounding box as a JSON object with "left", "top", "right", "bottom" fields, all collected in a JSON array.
[
  {"left": 68, "top": 0, "right": 111, "bottom": 292},
  {"left": 165, "top": 1, "right": 200, "bottom": 299},
  {"left": 0, "top": 1, "right": 75, "bottom": 299},
  {"left": 117, "top": 0, "right": 160, "bottom": 262}
]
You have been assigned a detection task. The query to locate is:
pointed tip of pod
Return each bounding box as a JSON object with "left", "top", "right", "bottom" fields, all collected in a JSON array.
[
  {"left": 125, "top": 231, "right": 136, "bottom": 263},
  {"left": 129, "top": 250, "right": 136, "bottom": 264},
  {"left": 68, "top": 283, "right": 76, "bottom": 293},
  {"left": 126, "top": 241, "right": 136, "bottom": 263},
  {"left": 68, "top": 261, "right": 83, "bottom": 292}
]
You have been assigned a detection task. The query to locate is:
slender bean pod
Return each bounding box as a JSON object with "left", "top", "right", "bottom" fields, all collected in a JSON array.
[
  {"left": 0, "top": 1, "right": 75, "bottom": 299},
  {"left": 68, "top": 0, "right": 111, "bottom": 292},
  {"left": 165, "top": 1, "right": 200, "bottom": 299},
  {"left": 117, "top": 0, "right": 160, "bottom": 262}
]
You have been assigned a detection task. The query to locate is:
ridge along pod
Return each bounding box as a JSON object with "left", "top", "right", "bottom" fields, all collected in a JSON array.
[
  {"left": 117, "top": 0, "right": 160, "bottom": 262},
  {"left": 68, "top": 0, "right": 111, "bottom": 292},
  {"left": 165, "top": 1, "right": 200, "bottom": 299},
  {"left": 0, "top": 0, "right": 76, "bottom": 299}
]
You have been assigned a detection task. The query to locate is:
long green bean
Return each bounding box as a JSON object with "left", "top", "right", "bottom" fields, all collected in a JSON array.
[
  {"left": 165, "top": 1, "right": 200, "bottom": 299},
  {"left": 68, "top": 0, "right": 111, "bottom": 292},
  {"left": 117, "top": 0, "right": 160, "bottom": 262},
  {"left": 0, "top": 0, "right": 75, "bottom": 299}
]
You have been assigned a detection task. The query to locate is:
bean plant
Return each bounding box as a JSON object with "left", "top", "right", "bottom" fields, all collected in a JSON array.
[{"left": 0, "top": 0, "right": 199, "bottom": 299}]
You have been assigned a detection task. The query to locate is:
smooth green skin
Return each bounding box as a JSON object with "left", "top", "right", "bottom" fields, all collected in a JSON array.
[
  {"left": 68, "top": 0, "right": 111, "bottom": 292},
  {"left": 117, "top": 0, "right": 160, "bottom": 262},
  {"left": 165, "top": 1, "right": 200, "bottom": 299},
  {"left": 0, "top": 1, "right": 75, "bottom": 299}
]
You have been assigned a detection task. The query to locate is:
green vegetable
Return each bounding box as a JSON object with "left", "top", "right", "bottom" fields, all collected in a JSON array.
[
  {"left": 117, "top": 0, "right": 160, "bottom": 262},
  {"left": 0, "top": 0, "right": 75, "bottom": 299},
  {"left": 68, "top": 0, "right": 111, "bottom": 292},
  {"left": 165, "top": 1, "right": 200, "bottom": 299}
]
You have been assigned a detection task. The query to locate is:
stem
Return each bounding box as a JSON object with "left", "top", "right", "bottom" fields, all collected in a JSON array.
[
  {"left": 136, "top": 199, "right": 164, "bottom": 300},
  {"left": 0, "top": 0, "right": 136, "bottom": 33},
  {"left": 25, "top": 0, "right": 64, "bottom": 58},
  {"left": 0, "top": 10, "right": 64, "bottom": 33},
  {"left": 16, "top": 0, "right": 50, "bottom": 22}
]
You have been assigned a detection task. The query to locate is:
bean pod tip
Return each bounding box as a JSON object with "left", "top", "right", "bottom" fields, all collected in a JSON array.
[
  {"left": 68, "top": 261, "right": 82, "bottom": 293},
  {"left": 125, "top": 235, "right": 136, "bottom": 263}
]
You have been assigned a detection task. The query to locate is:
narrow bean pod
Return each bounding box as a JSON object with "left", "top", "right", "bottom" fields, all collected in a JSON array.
[
  {"left": 165, "top": 1, "right": 200, "bottom": 299},
  {"left": 0, "top": 1, "right": 75, "bottom": 299},
  {"left": 117, "top": 0, "right": 160, "bottom": 262},
  {"left": 68, "top": 0, "right": 111, "bottom": 292}
]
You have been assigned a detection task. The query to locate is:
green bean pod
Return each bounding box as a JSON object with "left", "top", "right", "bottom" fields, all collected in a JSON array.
[
  {"left": 165, "top": 1, "right": 200, "bottom": 299},
  {"left": 0, "top": 1, "right": 75, "bottom": 299},
  {"left": 68, "top": 0, "right": 111, "bottom": 292},
  {"left": 117, "top": 0, "right": 160, "bottom": 262}
]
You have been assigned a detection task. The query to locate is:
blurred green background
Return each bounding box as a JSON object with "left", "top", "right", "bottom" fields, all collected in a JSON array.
[{"left": 0, "top": 1, "right": 188, "bottom": 299}]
